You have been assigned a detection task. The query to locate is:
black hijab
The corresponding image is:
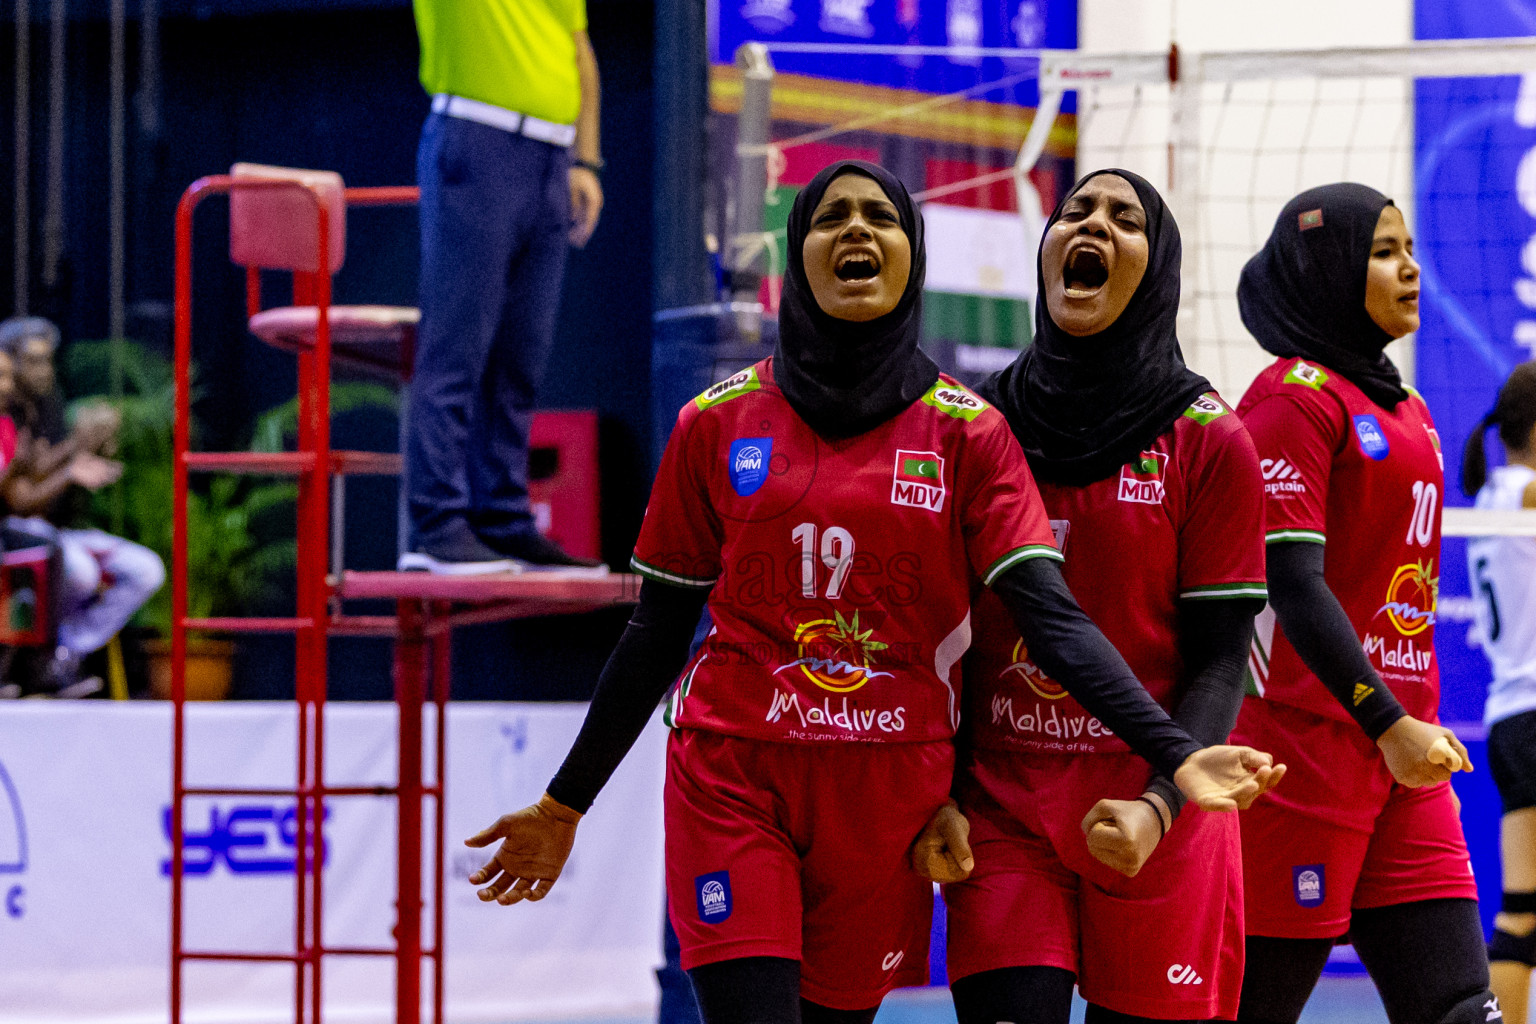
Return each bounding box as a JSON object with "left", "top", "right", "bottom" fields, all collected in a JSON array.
[
  {"left": 773, "top": 160, "right": 939, "bottom": 439},
  {"left": 1238, "top": 182, "right": 1407, "bottom": 409},
  {"left": 978, "top": 168, "right": 1211, "bottom": 487}
]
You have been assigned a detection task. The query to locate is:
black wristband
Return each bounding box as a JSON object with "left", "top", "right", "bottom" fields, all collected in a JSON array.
[
  {"left": 574, "top": 157, "right": 605, "bottom": 178},
  {"left": 1137, "top": 795, "right": 1169, "bottom": 839},
  {"left": 1143, "top": 774, "right": 1185, "bottom": 820}
]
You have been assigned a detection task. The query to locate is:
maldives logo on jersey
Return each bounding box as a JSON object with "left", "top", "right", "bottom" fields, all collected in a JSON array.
[
  {"left": 891, "top": 451, "right": 946, "bottom": 512},
  {"left": 774, "top": 610, "right": 893, "bottom": 693},
  {"left": 1118, "top": 450, "right": 1167, "bottom": 505},
  {"left": 1003, "top": 639, "right": 1066, "bottom": 700},
  {"left": 1353, "top": 414, "right": 1391, "bottom": 460},
  {"left": 728, "top": 438, "right": 772, "bottom": 496},
  {"left": 1376, "top": 559, "right": 1438, "bottom": 636}
]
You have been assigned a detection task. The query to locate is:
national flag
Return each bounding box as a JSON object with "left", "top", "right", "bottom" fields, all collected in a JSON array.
[{"left": 897, "top": 454, "right": 942, "bottom": 484}]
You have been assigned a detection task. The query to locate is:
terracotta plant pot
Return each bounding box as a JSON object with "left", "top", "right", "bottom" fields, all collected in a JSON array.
[{"left": 146, "top": 638, "right": 235, "bottom": 701}]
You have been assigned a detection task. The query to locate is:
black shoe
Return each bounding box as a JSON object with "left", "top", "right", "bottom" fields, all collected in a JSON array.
[
  {"left": 30, "top": 646, "right": 100, "bottom": 698},
  {"left": 483, "top": 532, "right": 610, "bottom": 577},
  {"left": 398, "top": 522, "right": 520, "bottom": 576}
]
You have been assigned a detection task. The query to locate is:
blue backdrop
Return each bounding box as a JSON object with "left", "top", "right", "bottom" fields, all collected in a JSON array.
[{"left": 1416, "top": 0, "right": 1536, "bottom": 934}]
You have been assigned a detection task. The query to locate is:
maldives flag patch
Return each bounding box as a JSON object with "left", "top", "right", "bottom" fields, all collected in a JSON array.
[
  {"left": 891, "top": 450, "right": 946, "bottom": 512},
  {"left": 1298, "top": 208, "right": 1324, "bottom": 231},
  {"left": 1118, "top": 450, "right": 1168, "bottom": 505}
]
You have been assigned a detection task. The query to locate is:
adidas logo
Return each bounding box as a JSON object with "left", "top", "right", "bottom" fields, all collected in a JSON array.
[
  {"left": 1166, "top": 964, "right": 1204, "bottom": 986},
  {"left": 1353, "top": 682, "right": 1375, "bottom": 707}
]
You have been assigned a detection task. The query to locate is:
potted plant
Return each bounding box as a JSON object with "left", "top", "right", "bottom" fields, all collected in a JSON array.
[{"left": 64, "top": 340, "right": 397, "bottom": 698}]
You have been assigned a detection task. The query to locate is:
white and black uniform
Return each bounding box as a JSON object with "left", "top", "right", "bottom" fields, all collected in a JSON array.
[{"left": 1468, "top": 463, "right": 1536, "bottom": 813}]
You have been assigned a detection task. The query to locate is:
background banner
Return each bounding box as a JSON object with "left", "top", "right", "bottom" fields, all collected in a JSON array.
[{"left": 0, "top": 703, "right": 667, "bottom": 1024}]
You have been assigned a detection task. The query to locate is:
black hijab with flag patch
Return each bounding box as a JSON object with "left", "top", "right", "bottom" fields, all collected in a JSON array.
[
  {"left": 1238, "top": 182, "right": 1408, "bottom": 409},
  {"left": 978, "top": 168, "right": 1212, "bottom": 487},
  {"left": 772, "top": 160, "right": 940, "bottom": 440}
]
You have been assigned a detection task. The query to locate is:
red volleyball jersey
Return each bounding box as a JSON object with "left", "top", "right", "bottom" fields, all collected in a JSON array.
[
  {"left": 632, "top": 360, "right": 1060, "bottom": 745},
  {"left": 1238, "top": 357, "right": 1444, "bottom": 723},
  {"left": 965, "top": 393, "right": 1268, "bottom": 755}
]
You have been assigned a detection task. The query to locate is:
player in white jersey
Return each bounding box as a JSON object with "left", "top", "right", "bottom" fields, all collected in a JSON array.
[{"left": 1464, "top": 361, "right": 1536, "bottom": 1024}]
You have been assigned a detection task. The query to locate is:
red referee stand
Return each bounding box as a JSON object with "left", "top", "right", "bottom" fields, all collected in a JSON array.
[{"left": 169, "top": 167, "right": 637, "bottom": 1024}]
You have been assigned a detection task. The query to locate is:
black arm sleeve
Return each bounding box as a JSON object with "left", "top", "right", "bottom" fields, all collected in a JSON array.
[
  {"left": 991, "top": 558, "right": 1203, "bottom": 780},
  {"left": 545, "top": 581, "right": 710, "bottom": 813},
  {"left": 1144, "top": 597, "right": 1264, "bottom": 818},
  {"left": 1266, "top": 541, "right": 1406, "bottom": 741}
]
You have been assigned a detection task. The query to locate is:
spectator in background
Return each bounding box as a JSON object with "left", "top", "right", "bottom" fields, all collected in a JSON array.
[
  {"left": 0, "top": 317, "right": 164, "bottom": 696},
  {"left": 401, "top": 0, "right": 608, "bottom": 575}
]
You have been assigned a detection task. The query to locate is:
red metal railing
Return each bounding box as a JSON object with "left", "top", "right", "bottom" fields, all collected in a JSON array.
[
  {"left": 171, "top": 173, "right": 636, "bottom": 1024},
  {"left": 171, "top": 178, "right": 442, "bottom": 1024}
]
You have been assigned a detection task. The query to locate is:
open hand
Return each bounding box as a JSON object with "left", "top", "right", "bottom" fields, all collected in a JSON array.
[
  {"left": 1376, "top": 716, "right": 1472, "bottom": 788},
  {"left": 1082, "top": 795, "right": 1167, "bottom": 877},
  {"left": 464, "top": 793, "right": 582, "bottom": 905},
  {"left": 908, "top": 798, "right": 974, "bottom": 883},
  {"left": 1173, "top": 745, "right": 1286, "bottom": 811}
]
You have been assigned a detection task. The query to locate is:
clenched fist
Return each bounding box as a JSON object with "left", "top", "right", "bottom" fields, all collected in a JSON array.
[
  {"left": 909, "top": 799, "right": 975, "bottom": 883},
  {"left": 1082, "top": 795, "right": 1168, "bottom": 878}
]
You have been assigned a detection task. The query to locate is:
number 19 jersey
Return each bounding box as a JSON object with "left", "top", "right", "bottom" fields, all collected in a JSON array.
[{"left": 631, "top": 359, "right": 1061, "bottom": 745}]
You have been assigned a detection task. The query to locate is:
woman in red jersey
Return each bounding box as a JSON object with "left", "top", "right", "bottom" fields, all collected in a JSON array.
[
  {"left": 921, "top": 169, "right": 1275, "bottom": 1024},
  {"left": 1231, "top": 183, "right": 1495, "bottom": 1024},
  {"left": 462, "top": 160, "right": 1279, "bottom": 1024}
]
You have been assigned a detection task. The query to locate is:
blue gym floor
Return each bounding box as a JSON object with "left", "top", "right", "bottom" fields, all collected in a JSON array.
[
  {"left": 868, "top": 978, "right": 1388, "bottom": 1023},
  {"left": 530, "top": 977, "right": 1387, "bottom": 1024}
]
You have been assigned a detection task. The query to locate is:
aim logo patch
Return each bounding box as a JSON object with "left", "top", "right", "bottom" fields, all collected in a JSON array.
[
  {"left": 891, "top": 450, "right": 945, "bottom": 512},
  {"left": 695, "top": 871, "right": 732, "bottom": 923},
  {"left": 1353, "top": 414, "right": 1391, "bottom": 461},
  {"left": 774, "top": 610, "right": 893, "bottom": 693},
  {"left": 728, "top": 438, "right": 772, "bottom": 497},
  {"left": 1003, "top": 638, "right": 1066, "bottom": 700},
  {"left": 1377, "top": 560, "right": 1438, "bottom": 637},
  {"left": 1293, "top": 864, "right": 1325, "bottom": 907}
]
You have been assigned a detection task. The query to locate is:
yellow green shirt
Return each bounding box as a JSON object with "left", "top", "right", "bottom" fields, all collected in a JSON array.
[{"left": 414, "top": 0, "right": 587, "bottom": 126}]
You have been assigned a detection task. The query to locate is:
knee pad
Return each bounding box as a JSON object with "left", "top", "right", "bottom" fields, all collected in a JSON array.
[
  {"left": 1436, "top": 990, "right": 1504, "bottom": 1023},
  {"left": 1490, "top": 927, "right": 1536, "bottom": 967},
  {"left": 1502, "top": 891, "right": 1536, "bottom": 916}
]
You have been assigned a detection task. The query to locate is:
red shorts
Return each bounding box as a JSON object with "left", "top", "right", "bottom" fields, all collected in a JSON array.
[
  {"left": 945, "top": 752, "right": 1244, "bottom": 1020},
  {"left": 664, "top": 729, "right": 953, "bottom": 1010},
  {"left": 1232, "top": 697, "right": 1478, "bottom": 939}
]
